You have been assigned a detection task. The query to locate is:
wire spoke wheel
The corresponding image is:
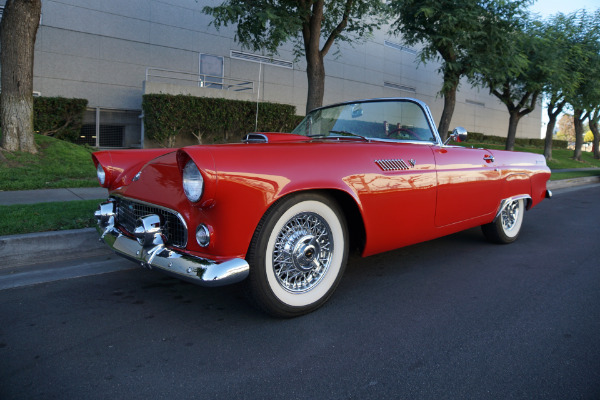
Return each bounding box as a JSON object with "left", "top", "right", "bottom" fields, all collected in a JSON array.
[
  {"left": 247, "top": 194, "right": 348, "bottom": 317},
  {"left": 272, "top": 212, "right": 333, "bottom": 294},
  {"left": 482, "top": 198, "right": 525, "bottom": 244},
  {"left": 501, "top": 200, "right": 521, "bottom": 233}
]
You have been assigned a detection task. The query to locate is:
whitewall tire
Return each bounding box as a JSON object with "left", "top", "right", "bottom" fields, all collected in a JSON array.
[
  {"left": 482, "top": 198, "right": 525, "bottom": 244},
  {"left": 247, "top": 193, "right": 348, "bottom": 317}
]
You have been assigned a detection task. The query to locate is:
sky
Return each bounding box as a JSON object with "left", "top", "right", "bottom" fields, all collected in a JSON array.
[{"left": 528, "top": 0, "right": 598, "bottom": 18}]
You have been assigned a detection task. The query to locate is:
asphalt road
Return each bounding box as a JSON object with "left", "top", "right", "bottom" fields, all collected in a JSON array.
[{"left": 1, "top": 185, "right": 599, "bottom": 399}]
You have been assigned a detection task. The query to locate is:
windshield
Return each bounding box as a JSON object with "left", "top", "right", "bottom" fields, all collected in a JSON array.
[{"left": 292, "top": 99, "right": 437, "bottom": 142}]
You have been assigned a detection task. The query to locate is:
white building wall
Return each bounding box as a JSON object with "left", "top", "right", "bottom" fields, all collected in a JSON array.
[{"left": 1, "top": 0, "right": 543, "bottom": 140}]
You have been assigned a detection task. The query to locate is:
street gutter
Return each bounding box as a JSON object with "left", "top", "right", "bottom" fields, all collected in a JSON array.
[{"left": 1, "top": 177, "right": 598, "bottom": 269}]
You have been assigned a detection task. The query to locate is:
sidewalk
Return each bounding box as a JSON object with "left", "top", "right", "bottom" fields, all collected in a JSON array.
[
  {"left": 1, "top": 172, "right": 597, "bottom": 206},
  {"left": 0, "top": 175, "right": 599, "bottom": 270},
  {"left": 0, "top": 187, "right": 107, "bottom": 206}
]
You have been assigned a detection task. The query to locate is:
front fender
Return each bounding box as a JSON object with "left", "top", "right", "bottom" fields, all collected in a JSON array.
[{"left": 179, "top": 143, "right": 366, "bottom": 260}]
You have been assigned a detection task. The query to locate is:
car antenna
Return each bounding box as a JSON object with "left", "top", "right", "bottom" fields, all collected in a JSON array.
[{"left": 255, "top": 62, "right": 262, "bottom": 132}]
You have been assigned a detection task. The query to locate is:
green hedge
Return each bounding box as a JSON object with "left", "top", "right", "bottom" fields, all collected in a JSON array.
[
  {"left": 458, "top": 131, "right": 568, "bottom": 149},
  {"left": 33, "top": 97, "right": 88, "bottom": 142},
  {"left": 0, "top": 97, "right": 88, "bottom": 143},
  {"left": 142, "top": 94, "right": 303, "bottom": 147}
]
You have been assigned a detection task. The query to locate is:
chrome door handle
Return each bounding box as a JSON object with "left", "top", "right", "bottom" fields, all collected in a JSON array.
[{"left": 483, "top": 154, "right": 495, "bottom": 163}]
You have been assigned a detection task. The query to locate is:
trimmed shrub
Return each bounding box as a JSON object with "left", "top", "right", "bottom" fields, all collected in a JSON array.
[
  {"left": 464, "top": 130, "right": 568, "bottom": 149},
  {"left": 142, "top": 94, "right": 301, "bottom": 147},
  {"left": 33, "top": 97, "right": 88, "bottom": 142},
  {"left": 551, "top": 139, "right": 568, "bottom": 149}
]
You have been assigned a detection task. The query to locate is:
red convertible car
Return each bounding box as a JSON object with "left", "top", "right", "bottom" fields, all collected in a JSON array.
[{"left": 93, "top": 98, "right": 551, "bottom": 317}]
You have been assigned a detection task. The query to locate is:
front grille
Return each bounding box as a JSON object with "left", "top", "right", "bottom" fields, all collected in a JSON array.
[{"left": 114, "top": 197, "right": 187, "bottom": 248}]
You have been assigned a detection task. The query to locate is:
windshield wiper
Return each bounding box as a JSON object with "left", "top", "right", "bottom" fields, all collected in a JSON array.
[{"left": 327, "top": 130, "right": 370, "bottom": 141}]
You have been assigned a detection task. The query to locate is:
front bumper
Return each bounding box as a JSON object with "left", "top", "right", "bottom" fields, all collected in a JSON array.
[{"left": 95, "top": 201, "right": 249, "bottom": 287}]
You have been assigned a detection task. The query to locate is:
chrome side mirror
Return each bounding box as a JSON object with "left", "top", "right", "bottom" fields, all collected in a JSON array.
[{"left": 444, "top": 127, "right": 468, "bottom": 145}]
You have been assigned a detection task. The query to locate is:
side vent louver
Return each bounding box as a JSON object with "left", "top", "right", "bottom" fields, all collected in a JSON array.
[{"left": 375, "top": 159, "right": 415, "bottom": 171}]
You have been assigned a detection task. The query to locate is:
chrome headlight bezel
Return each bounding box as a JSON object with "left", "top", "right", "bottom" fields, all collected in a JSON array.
[
  {"left": 182, "top": 160, "right": 204, "bottom": 202},
  {"left": 97, "top": 163, "right": 106, "bottom": 185},
  {"left": 196, "top": 224, "right": 211, "bottom": 247}
]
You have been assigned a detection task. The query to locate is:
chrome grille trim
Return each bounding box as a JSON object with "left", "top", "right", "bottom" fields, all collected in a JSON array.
[
  {"left": 111, "top": 195, "right": 188, "bottom": 248},
  {"left": 375, "top": 159, "right": 413, "bottom": 171}
]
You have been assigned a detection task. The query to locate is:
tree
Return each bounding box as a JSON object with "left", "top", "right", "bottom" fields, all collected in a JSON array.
[
  {"left": 556, "top": 114, "right": 575, "bottom": 142},
  {"left": 203, "top": 0, "right": 386, "bottom": 114},
  {"left": 567, "top": 10, "right": 600, "bottom": 161},
  {"left": 0, "top": 0, "right": 42, "bottom": 154},
  {"left": 589, "top": 108, "right": 600, "bottom": 159},
  {"left": 540, "top": 12, "right": 586, "bottom": 161},
  {"left": 475, "top": 17, "right": 550, "bottom": 151},
  {"left": 583, "top": 128, "right": 594, "bottom": 143},
  {"left": 572, "top": 109, "right": 588, "bottom": 160},
  {"left": 388, "top": 0, "right": 529, "bottom": 141}
]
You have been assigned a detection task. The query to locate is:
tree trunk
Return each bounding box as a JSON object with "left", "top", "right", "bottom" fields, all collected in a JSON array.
[
  {"left": 572, "top": 109, "right": 585, "bottom": 161},
  {"left": 305, "top": 54, "right": 325, "bottom": 114},
  {"left": 543, "top": 114, "right": 557, "bottom": 160},
  {"left": 590, "top": 118, "right": 600, "bottom": 160},
  {"left": 438, "top": 82, "right": 458, "bottom": 142},
  {"left": 301, "top": 1, "right": 326, "bottom": 114},
  {"left": 490, "top": 88, "right": 539, "bottom": 153},
  {"left": 543, "top": 98, "right": 565, "bottom": 161},
  {"left": 505, "top": 110, "right": 521, "bottom": 151},
  {"left": 0, "top": 0, "right": 42, "bottom": 154}
]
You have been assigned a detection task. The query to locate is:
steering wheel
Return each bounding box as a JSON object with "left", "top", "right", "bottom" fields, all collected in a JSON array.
[{"left": 387, "top": 127, "right": 419, "bottom": 140}]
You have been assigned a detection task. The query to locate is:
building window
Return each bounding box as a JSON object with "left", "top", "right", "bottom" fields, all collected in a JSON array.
[
  {"left": 384, "top": 81, "right": 417, "bottom": 93},
  {"left": 384, "top": 40, "right": 417, "bottom": 55},
  {"left": 466, "top": 99, "right": 485, "bottom": 107},
  {"left": 230, "top": 50, "right": 293, "bottom": 69},
  {"left": 199, "top": 53, "right": 224, "bottom": 89}
]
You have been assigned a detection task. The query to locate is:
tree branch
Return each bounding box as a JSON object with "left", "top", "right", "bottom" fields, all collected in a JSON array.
[{"left": 321, "top": 0, "right": 354, "bottom": 56}]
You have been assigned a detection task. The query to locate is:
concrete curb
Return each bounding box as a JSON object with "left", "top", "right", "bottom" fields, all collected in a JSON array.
[
  {"left": 0, "top": 228, "right": 111, "bottom": 269},
  {"left": 0, "top": 177, "right": 598, "bottom": 269},
  {"left": 547, "top": 176, "right": 600, "bottom": 190}
]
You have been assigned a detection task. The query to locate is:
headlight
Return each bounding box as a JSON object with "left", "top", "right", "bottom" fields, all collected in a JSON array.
[
  {"left": 182, "top": 160, "right": 204, "bottom": 202},
  {"left": 97, "top": 163, "right": 106, "bottom": 185}
]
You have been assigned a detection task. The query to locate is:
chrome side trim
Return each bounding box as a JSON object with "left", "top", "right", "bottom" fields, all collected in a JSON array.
[
  {"left": 97, "top": 225, "right": 249, "bottom": 287},
  {"left": 493, "top": 194, "right": 532, "bottom": 223}
]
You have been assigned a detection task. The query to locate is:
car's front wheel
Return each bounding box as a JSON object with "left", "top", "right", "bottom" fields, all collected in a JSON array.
[
  {"left": 482, "top": 198, "right": 525, "bottom": 244},
  {"left": 247, "top": 193, "right": 349, "bottom": 317}
]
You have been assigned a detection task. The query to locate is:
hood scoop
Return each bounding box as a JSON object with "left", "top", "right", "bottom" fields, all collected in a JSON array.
[
  {"left": 242, "top": 133, "right": 269, "bottom": 143},
  {"left": 242, "top": 132, "right": 310, "bottom": 144}
]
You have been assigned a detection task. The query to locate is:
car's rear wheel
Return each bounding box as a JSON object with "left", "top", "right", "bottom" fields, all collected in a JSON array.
[
  {"left": 482, "top": 198, "right": 525, "bottom": 244},
  {"left": 246, "top": 193, "right": 348, "bottom": 317}
]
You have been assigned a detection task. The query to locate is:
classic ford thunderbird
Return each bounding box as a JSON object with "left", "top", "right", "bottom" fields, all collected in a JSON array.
[{"left": 93, "top": 98, "right": 551, "bottom": 317}]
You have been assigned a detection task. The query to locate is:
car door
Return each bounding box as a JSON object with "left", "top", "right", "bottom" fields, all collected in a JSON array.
[{"left": 433, "top": 146, "right": 501, "bottom": 227}]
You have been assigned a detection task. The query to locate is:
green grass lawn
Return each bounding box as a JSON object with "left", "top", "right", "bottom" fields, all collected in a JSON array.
[
  {"left": 0, "top": 134, "right": 599, "bottom": 236},
  {"left": 550, "top": 170, "right": 600, "bottom": 180},
  {"left": 458, "top": 142, "right": 600, "bottom": 170},
  {"left": 0, "top": 199, "right": 99, "bottom": 236},
  {"left": 0, "top": 134, "right": 98, "bottom": 191}
]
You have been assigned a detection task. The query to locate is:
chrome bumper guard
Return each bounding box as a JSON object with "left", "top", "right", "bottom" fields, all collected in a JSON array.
[{"left": 95, "top": 200, "right": 249, "bottom": 287}]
